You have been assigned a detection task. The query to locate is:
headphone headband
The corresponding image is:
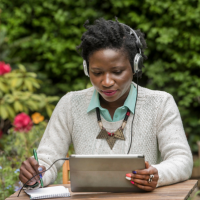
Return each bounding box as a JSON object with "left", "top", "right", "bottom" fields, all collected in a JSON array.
[
  {"left": 83, "top": 22, "right": 144, "bottom": 77},
  {"left": 119, "top": 23, "right": 143, "bottom": 53}
]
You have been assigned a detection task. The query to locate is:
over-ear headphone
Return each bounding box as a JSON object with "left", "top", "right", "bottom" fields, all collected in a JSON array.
[{"left": 83, "top": 23, "right": 144, "bottom": 77}]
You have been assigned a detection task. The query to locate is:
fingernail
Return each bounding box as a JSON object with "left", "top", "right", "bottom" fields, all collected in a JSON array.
[
  {"left": 38, "top": 167, "right": 43, "bottom": 172},
  {"left": 126, "top": 173, "right": 131, "bottom": 177},
  {"left": 126, "top": 176, "right": 131, "bottom": 180},
  {"left": 132, "top": 171, "right": 137, "bottom": 174},
  {"left": 39, "top": 174, "right": 42, "bottom": 178},
  {"left": 131, "top": 181, "right": 134, "bottom": 184}
]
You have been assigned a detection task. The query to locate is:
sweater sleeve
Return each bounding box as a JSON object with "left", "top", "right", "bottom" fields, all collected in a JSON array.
[
  {"left": 37, "top": 92, "right": 73, "bottom": 186},
  {"left": 152, "top": 93, "right": 193, "bottom": 187}
]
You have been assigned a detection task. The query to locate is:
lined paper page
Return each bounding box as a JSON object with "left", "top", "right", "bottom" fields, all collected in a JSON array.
[{"left": 25, "top": 186, "right": 70, "bottom": 199}]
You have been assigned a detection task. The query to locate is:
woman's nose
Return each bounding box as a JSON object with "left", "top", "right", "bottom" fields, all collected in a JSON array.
[{"left": 102, "top": 73, "right": 114, "bottom": 88}]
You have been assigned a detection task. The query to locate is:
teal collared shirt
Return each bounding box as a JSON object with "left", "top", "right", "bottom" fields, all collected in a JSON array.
[{"left": 87, "top": 83, "right": 137, "bottom": 122}]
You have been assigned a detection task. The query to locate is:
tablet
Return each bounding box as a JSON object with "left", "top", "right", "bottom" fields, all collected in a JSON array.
[{"left": 69, "top": 154, "right": 145, "bottom": 192}]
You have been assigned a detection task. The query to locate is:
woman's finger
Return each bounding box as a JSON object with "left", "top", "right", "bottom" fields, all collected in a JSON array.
[
  {"left": 20, "top": 162, "right": 38, "bottom": 183},
  {"left": 22, "top": 165, "right": 38, "bottom": 183},
  {"left": 29, "top": 157, "right": 40, "bottom": 177},
  {"left": 28, "top": 157, "right": 46, "bottom": 181},
  {"left": 145, "top": 161, "right": 150, "bottom": 169},
  {"left": 19, "top": 173, "right": 37, "bottom": 185},
  {"left": 38, "top": 166, "right": 46, "bottom": 177},
  {"left": 134, "top": 182, "right": 155, "bottom": 192},
  {"left": 131, "top": 174, "right": 159, "bottom": 181},
  {"left": 132, "top": 178, "right": 157, "bottom": 187},
  {"left": 134, "top": 167, "right": 157, "bottom": 175},
  {"left": 128, "top": 162, "right": 158, "bottom": 192},
  {"left": 25, "top": 160, "right": 41, "bottom": 182},
  {"left": 19, "top": 157, "right": 45, "bottom": 185}
]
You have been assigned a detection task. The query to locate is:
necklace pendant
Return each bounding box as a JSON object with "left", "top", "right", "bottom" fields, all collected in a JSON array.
[
  {"left": 96, "top": 128, "right": 108, "bottom": 139},
  {"left": 106, "top": 136, "right": 117, "bottom": 150},
  {"left": 114, "top": 128, "right": 125, "bottom": 140}
]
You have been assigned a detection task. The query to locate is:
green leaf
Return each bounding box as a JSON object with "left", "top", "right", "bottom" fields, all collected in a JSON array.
[
  {"left": 0, "top": 81, "right": 8, "bottom": 93},
  {"left": 18, "top": 64, "right": 26, "bottom": 71},
  {"left": 24, "top": 79, "right": 33, "bottom": 91},
  {"left": 5, "top": 104, "right": 15, "bottom": 119},
  {"left": 11, "top": 78, "right": 19, "bottom": 88},
  {"left": 14, "top": 101, "right": 23, "bottom": 112},
  {"left": 27, "top": 72, "right": 37, "bottom": 78},
  {"left": 15, "top": 78, "right": 23, "bottom": 88},
  {"left": 0, "top": 105, "right": 8, "bottom": 119},
  {"left": 46, "top": 105, "right": 53, "bottom": 117},
  {"left": 26, "top": 100, "right": 38, "bottom": 110},
  {"left": 31, "top": 81, "right": 40, "bottom": 89}
]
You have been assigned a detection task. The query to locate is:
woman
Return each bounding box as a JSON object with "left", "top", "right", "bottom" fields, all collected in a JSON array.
[{"left": 19, "top": 18, "right": 193, "bottom": 192}]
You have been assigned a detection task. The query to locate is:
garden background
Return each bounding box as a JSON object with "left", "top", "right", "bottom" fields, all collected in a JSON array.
[{"left": 0, "top": 0, "right": 200, "bottom": 199}]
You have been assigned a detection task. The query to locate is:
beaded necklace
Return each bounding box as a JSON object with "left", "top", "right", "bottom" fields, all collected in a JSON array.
[{"left": 96, "top": 107, "right": 131, "bottom": 149}]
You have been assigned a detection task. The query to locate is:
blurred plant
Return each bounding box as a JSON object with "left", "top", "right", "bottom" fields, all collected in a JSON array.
[
  {"left": 0, "top": 0, "right": 200, "bottom": 151},
  {"left": 13, "top": 113, "right": 33, "bottom": 133},
  {"left": 0, "top": 64, "right": 59, "bottom": 135},
  {"left": 193, "top": 158, "right": 200, "bottom": 167},
  {"left": 0, "top": 120, "right": 46, "bottom": 200},
  {"left": 0, "top": 118, "right": 74, "bottom": 199},
  {"left": 31, "top": 112, "right": 44, "bottom": 124},
  {"left": 1, "top": 121, "right": 47, "bottom": 165},
  {"left": 0, "top": 61, "right": 11, "bottom": 75},
  {"left": 0, "top": 154, "right": 20, "bottom": 200}
]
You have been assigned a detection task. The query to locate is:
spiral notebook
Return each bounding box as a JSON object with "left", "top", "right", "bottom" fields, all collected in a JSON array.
[{"left": 25, "top": 186, "right": 70, "bottom": 199}]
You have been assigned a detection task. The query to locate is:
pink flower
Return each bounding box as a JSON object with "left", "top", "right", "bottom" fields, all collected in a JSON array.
[
  {"left": 0, "top": 61, "right": 11, "bottom": 75},
  {"left": 13, "top": 113, "right": 33, "bottom": 133}
]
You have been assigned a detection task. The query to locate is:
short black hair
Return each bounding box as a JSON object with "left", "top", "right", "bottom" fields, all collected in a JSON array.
[{"left": 77, "top": 18, "right": 147, "bottom": 77}]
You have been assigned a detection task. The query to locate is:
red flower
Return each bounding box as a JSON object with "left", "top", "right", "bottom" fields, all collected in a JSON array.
[
  {"left": 0, "top": 61, "right": 11, "bottom": 75},
  {"left": 0, "top": 130, "right": 3, "bottom": 139},
  {"left": 13, "top": 113, "right": 33, "bottom": 133}
]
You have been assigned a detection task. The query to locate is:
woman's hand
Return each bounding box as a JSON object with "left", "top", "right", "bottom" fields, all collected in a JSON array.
[
  {"left": 126, "top": 161, "right": 159, "bottom": 191},
  {"left": 19, "top": 157, "right": 46, "bottom": 186}
]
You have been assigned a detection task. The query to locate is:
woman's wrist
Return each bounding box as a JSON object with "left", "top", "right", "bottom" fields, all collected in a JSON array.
[{"left": 21, "top": 181, "right": 41, "bottom": 190}]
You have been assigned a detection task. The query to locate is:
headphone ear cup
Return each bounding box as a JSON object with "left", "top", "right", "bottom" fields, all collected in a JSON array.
[
  {"left": 133, "top": 54, "right": 143, "bottom": 73},
  {"left": 138, "top": 56, "right": 143, "bottom": 71},
  {"left": 83, "top": 60, "right": 90, "bottom": 77}
]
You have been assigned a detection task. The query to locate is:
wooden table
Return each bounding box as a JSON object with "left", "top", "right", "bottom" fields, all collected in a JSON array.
[{"left": 6, "top": 180, "right": 198, "bottom": 200}]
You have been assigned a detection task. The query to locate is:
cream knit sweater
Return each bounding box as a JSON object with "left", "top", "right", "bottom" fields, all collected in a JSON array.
[{"left": 37, "top": 83, "right": 193, "bottom": 188}]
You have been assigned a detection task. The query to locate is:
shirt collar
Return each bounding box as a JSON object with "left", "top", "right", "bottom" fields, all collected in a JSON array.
[{"left": 87, "top": 83, "right": 136, "bottom": 114}]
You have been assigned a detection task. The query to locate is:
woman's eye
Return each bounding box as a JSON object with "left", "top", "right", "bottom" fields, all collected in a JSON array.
[
  {"left": 114, "top": 71, "right": 122, "bottom": 75},
  {"left": 93, "top": 72, "right": 101, "bottom": 76}
]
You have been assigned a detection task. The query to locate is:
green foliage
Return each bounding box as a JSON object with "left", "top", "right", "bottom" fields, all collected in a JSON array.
[
  {"left": 0, "top": 0, "right": 200, "bottom": 152},
  {"left": 0, "top": 122, "right": 46, "bottom": 199},
  {"left": 0, "top": 122, "right": 74, "bottom": 200},
  {"left": 0, "top": 158, "right": 19, "bottom": 200},
  {"left": 0, "top": 64, "right": 59, "bottom": 120}
]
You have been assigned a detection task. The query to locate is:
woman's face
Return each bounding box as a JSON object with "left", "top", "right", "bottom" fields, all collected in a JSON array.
[{"left": 89, "top": 48, "right": 133, "bottom": 103}]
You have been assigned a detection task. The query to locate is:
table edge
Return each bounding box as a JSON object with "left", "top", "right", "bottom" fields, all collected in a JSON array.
[{"left": 184, "top": 180, "right": 198, "bottom": 200}]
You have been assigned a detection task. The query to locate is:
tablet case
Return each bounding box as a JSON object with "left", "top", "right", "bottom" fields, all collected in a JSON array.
[{"left": 69, "top": 154, "right": 145, "bottom": 192}]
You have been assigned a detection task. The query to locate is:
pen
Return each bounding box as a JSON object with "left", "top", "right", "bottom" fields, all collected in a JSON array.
[{"left": 33, "top": 149, "right": 44, "bottom": 187}]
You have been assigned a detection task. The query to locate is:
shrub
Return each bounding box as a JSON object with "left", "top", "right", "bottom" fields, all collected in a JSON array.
[
  {"left": 0, "top": 0, "right": 200, "bottom": 151},
  {"left": 0, "top": 121, "right": 47, "bottom": 199},
  {"left": 0, "top": 119, "right": 74, "bottom": 200}
]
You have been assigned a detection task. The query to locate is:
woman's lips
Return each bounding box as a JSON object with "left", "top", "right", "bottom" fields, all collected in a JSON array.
[{"left": 101, "top": 90, "right": 117, "bottom": 96}]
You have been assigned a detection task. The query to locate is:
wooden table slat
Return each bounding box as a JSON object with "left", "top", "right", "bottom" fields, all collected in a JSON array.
[{"left": 6, "top": 180, "right": 198, "bottom": 200}]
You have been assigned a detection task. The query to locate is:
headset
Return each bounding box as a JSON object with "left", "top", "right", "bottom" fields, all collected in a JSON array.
[{"left": 83, "top": 23, "right": 144, "bottom": 77}]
